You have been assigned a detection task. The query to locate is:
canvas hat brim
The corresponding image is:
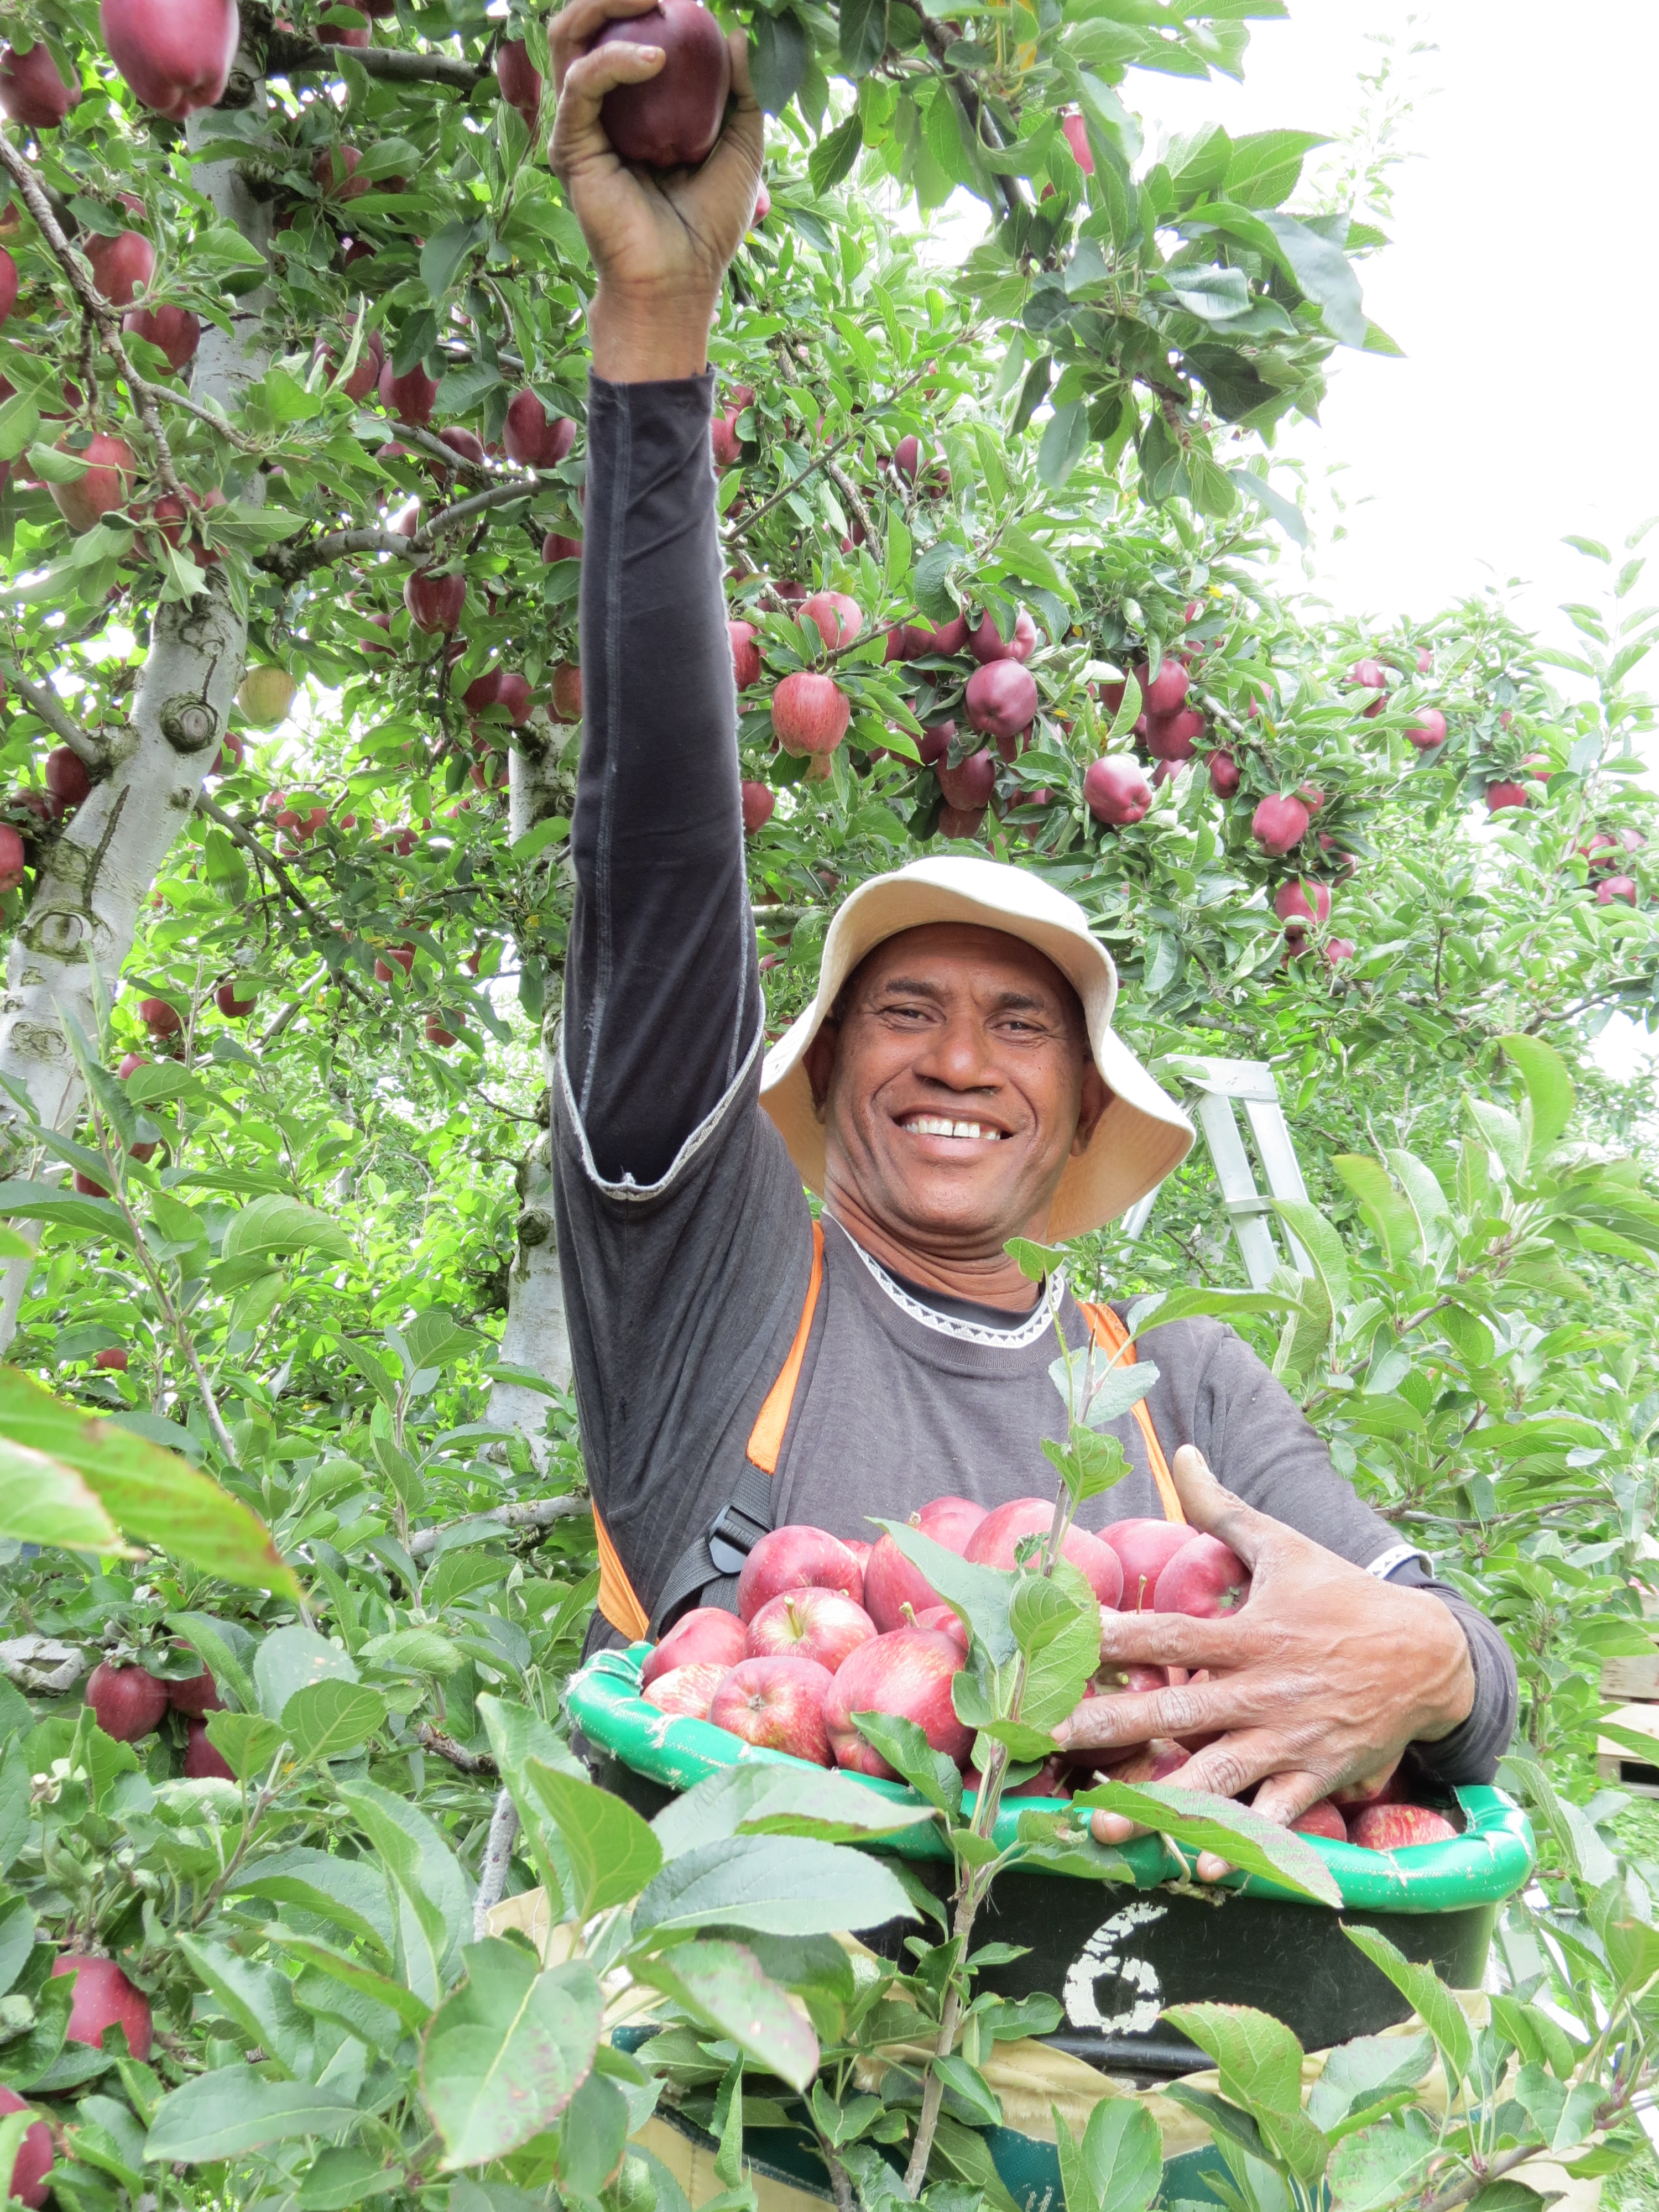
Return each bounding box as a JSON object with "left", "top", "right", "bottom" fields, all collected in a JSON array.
[{"left": 758, "top": 854, "right": 1193, "bottom": 1240}]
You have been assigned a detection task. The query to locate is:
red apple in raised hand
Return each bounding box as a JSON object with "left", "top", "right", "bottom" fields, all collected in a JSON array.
[
  {"left": 182, "top": 1718, "right": 236, "bottom": 1779},
  {"left": 799, "top": 591, "right": 861, "bottom": 649},
  {"left": 746, "top": 1586, "right": 878, "bottom": 1673},
  {"left": 740, "top": 780, "right": 774, "bottom": 834},
  {"left": 1100, "top": 1519, "right": 1195, "bottom": 1612},
  {"left": 968, "top": 608, "right": 1037, "bottom": 665},
  {"left": 640, "top": 1605, "right": 748, "bottom": 1688},
  {"left": 1153, "top": 1532, "right": 1250, "bottom": 1617},
  {"left": 737, "top": 1525, "right": 863, "bottom": 1620},
  {"left": 1084, "top": 755, "right": 1152, "bottom": 827},
  {"left": 0, "top": 42, "right": 80, "bottom": 128},
  {"left": 1251, "top": 794, "right": 1310, "bottom": 855},
  {"left": 1290, "top": 1798, "right": 1348, "bottom": 1841},
  {"left": 124, "top": 302, "right": 200, "bottom": 374},
  {"left": 708, "top": 1655, "right": 834, "bottom": 1764},
  {"left": 825, "top": 1626, "right": 970, "bottom": 1775},
  {"left": 729, "top": 619, "right": 761, "bottom": 688},
  {"left": 86, "top": 1661, "right": 168, "bottom": 1741},
  {"left": 771, "top": 671, "right": 849, "bottom": 756},
  {"left": 965, "top": 659, "right": 1037, "bottom": 740},
  {"left": 964, "top": 1499, "right": 1124, "bottom": 1606},
  {"left": 1405, "top": 708, "right": 1446, "bottom": 750},
  {"left": 51, "top": 1955, "right": 154, "bottom": 2058},
  {"left": 0, "top": 2087, "right": 52, "bottom": 2209},
  {"left": 1273, "top": 878, "right": 1332, "bottom": 939},
  {"left": 51, "top": 432, "right": 138, "bottom": 534},
  {"left": 643, "top": 1659, "right": 728, "bottom": 1717},
  {"left": 495, "top": 36, "right": 541, "bottom": 127},
  {"left": 1348, "top": 1802, "right": 1457, "bottom": 1851},
  {"left": 593, "top": 0, "right": 732, "bottom": 169}
]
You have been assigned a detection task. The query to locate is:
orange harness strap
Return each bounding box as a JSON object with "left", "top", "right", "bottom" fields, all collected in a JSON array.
[
  {"left": 595, "top": 1220, "right": 826, "bottom": 1640},
  {"left": 1078, "top": 1301, "right": 1185, "bottom": 1525}
]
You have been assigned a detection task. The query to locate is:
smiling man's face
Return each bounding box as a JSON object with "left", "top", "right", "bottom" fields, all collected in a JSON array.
[{"left": 801, "top": 922, "right": 1109, "bottom": 1261}]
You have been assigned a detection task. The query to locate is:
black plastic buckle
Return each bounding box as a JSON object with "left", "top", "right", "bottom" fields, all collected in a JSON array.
[{"left": 705, "top": 1500, "right": 769, "bottom": 1577}]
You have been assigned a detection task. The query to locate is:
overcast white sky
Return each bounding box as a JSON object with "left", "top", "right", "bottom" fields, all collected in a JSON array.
[{"left": 1138, "top": 0, "right": 1659, "bottom": 646}]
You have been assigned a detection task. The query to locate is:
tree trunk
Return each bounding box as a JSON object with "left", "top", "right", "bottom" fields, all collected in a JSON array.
[
  {"left": 0, "top": 89, "right": 273, "bottom": 1352},
  {"left": 484, "top": 728, "right": 576, "bottom": 1454}
]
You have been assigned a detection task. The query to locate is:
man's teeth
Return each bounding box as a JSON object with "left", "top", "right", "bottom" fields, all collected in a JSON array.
[{"left": 905, "top": 1115, "right": 1005, "bottom": 1140}]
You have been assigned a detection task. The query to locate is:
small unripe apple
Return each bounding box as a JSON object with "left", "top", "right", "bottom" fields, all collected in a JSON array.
[
  {"left": 86, "top": 1660, "right": 168, "bottom": 1741},
  {"left": 965, "top": 659, "right": 1037, "bottom": 740},
  {"left": 0, "top": 2086, "right": 52, "bottom": 2208},
  {"left": 729, "top": 619, "right": 760, "bottom": 689},
  {"left": 594, "top": 0, "right": 733, "bottom": 169},
  {"left": 1597, "top": 874, "right": 1639, "bottom": 906},
  {"left": 968, "top": 608, "right": 1036, "bottom": 665},
  {"left": 123, "top": 302, "right": 200, "bottom": 374},
  {"left": 1272, "top": 878, "right": 1332, "bottom": 937},
  {"left": 495, "top": 36, "right": 541, "bottom": 127},
  {"left": 45, "top": 747, "right": 91, "bottom": 811},
  {"left": 1061, "top": 107, "right": 1093, "bottom": 174},
  {"left": 771, "top": 671, "right": 849, "bottom": 755},
  {"left": 379, "top": 357, "right": 439, "bottom": 426},
  {"left": 1405, "top": 707, "right": 1446, "bottom": 750},
  {"left": 86, "top": 229, "right": 154, "bottom": 306},
  {"left": 1251, "top": 794, "right": 1310, "bottom": 855},
  {"left": 1084, "top": 755, "right": 1151, "bottom": 827},
  {"left": 50, "top": 432, "right": 138, "bottom": 534},
  {"left": 236, "top": 665, "right": 297, "bottom": 728},
  {"left": 1207, "top": 748, "right": 1240, "bottom": 798},
  {"left": 1485, "top": 780, "right": 1529, "bottom": 813},
  {"left": 937, "top": 748, "right": 996, "bottom": 811},
  {"left": 799, "top": 591, "right": 861, "bottom": 649},
  {"left": 0, "top": 42, "right": 80, "bottom": 129},
  {"left": 102, "top": 0, "right": 238, "bottom": 114},
  {"left": 404, "top": 569, "right": 465, "bottom": 633},
  {"left": 94, "top": 1345, "right": 128, "bottom": 1371},
  {"left": 182, "top": 1718, "right": 235, "bottom": 1779},
  {"left": 1134, "top": 659, "right": 1188, "bottom": 715},
  {"left": 550, "top": 662, "right": 583, "bottom": 722},
  {"left": 740, "top": 780, "right": 774, "bottom": 834}
]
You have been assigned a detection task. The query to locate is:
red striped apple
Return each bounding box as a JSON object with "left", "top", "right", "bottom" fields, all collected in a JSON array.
[
  {"left": 825, "top": 1626, "right": 969, "bottom": 1775},
  {"left": 771, "top": 671, "right": 849, "bottom": 756},
  {"left": 168, "top": 1668, "right": 223, "bottom": 1714},
  {"left": 708, "top": 1655, "right": 834, "bottom": 1764},
  {"left": 965, "top": 1499, "right": 1123, "bottom": 1606},
  {"left": 124, "top": 302, "right": 200, "bottom": 374},
  {"left": 1154, "top": 1533, "right": 1250, "bottom": 1617},
  {"left": 937, "top": 749, "right": 996, "bottom": 811},
  {"left": 51, "top": 1955, "right": 153, "bottom": 2057},
  {"left": 1208, "top": 749, "right": 1240, "bottom": 797},
  {"left": 1290, "top": 1798, "right": 1347, "bottom": 1841},
  {"left": 640, "top": 1604, "right": 747, "bottom": 1688},
  {"left": 1100, "top": 1519, "right": 1194, "bottom": 1611},
  {"left": 902, "top": 614, "right": 968, "bottom": 658},
  {"left": 745, "top": 1586, "right": 877, "bottom": 1672},
  {"left": 215, "top": 979, "right": 256, "bottom": 1018},
  {"left": 182, "top": 1718, "right": 235, "bottom": 1779},
  {"left": 643, "top": 1660, "right": 727, "bottom": 1717},
  {"left": 1597, "top": 875, "right": 1638, "bottom": 906},
  {"left": 404, "top": 570, "right": 465, "bottom": 634},
  {"left": 505, "top": 390, "right": 577, "bottom": 467},
  {"left": 965, "top": 659, "right": 1037, "bottom": 740},
  {"left": 1145, "top": 707, "right": 1203, "bottom": 760},
  {"left": 1485, "top": 781, "right": 1529, "bottom": 813},
  {"left": 799, "top": 591, "right": 861, "bottom": 648},
  {"left": 735, "top": 1525, "right": 863, "bottom": 1620},
  {"left": 1273, "top": 879, "right": 1332, "bottom": 938},
  {"left": 740, "top": 780, "right": 774, "bottom": 833},
  {"left": 968, "top": 607, "right": 1036, "bottom": 664},
  {"left": 1250, "top": 794, "right": 1310, "bottom": 855},
  {"left": 1348, "top": 659, "right": 1387, "bottom": 717},
  {"left": 1405, "top": 708, "right": 1446, "bottom": 750},
  {"left": 379, "top": 357, "right": 439, "bottom": 426},
  {"left": 729, "top": 619, "right": 761, "bottom": 688},
  {"left": 1348, "top": 1803, "right": 1457, "bottom": 1850},
  {"left": 1133, "top": 659, "right": 1188, "bottom": 715},
  {"left": 101, "top": 0, "right": 238, "bottom": 112}
]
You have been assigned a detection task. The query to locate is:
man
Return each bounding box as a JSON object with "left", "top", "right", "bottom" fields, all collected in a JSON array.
[{"left": 545, "top": 0, "right": 1516, "bottom": 1841}]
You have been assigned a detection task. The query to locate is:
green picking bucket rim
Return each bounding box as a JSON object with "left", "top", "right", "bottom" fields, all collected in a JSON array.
[{"left": 567, "top": 1644, "right": 1535, "bottom": 1916}]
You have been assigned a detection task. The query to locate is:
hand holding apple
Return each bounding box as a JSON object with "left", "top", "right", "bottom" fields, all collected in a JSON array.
[
  {"left": 1052, "top": 1445, "right": 1475, "bottom": 1866},
  {"left": 547, "top": 0, "right": 762, "bottom": 382}
]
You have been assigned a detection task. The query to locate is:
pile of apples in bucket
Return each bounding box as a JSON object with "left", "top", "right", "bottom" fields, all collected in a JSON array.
[{"left": 639, "top": 1496, "right": 1455, "bottom": 1853}]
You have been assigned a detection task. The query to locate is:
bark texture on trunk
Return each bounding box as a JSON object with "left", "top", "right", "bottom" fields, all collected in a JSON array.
[{"left": 0, "top": 91, "right": 274, "bottom": 1350}]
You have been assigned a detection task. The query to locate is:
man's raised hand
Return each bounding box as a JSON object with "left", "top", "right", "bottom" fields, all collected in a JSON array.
[
  {"left": 549, "top": 0, "right": 763, "bottom": 382},
  {"left": 1055, "top": 1447, "right": 1475, "bottom": 1872}
]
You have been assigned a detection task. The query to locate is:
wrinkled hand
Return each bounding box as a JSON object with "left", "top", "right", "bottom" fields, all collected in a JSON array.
[
  {"left": 548, "top": 0, "right": 762, "bottom": 380},
  {"left": 1053, "top": 1447, "right": 1474, "bottom": 1875}
]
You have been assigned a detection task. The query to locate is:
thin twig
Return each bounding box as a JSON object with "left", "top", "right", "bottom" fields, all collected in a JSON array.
[
  {"left": 262, "top": 27, "right": 484, "bottom": 91},
  {"left": 417, "top": 1721, "right": 498, "bottom": 1776},
  {"left": 406, "top": 1494, "right": 589, "bottom": 1561},
  {"left": 259, "top": 477, "right": 542, "bottom": 581},
  {"left": 826, "top": 457, "right": 881, "bottom": 564},
  {"left": 195, "top": 794, "right": 375, "bottom": 1006},
  {"left": 472, "top": 1787, "right": 521, "bottom": 1939},
  {"left": 4, "top": 671, "right": 110, "bottom": 769}
]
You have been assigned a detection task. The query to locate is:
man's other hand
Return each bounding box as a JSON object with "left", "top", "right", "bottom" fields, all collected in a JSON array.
[
  {"left": 1053, "top": 1446, "right": 1475, "bottom": 1875},
  {"left": 549, "top": 0, "right": 763, "bottom": 382}
]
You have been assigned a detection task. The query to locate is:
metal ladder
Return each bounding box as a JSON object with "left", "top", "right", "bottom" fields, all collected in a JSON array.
[{"left": 1120, "top": 1055, "right": 1312, "bottom": 1286}]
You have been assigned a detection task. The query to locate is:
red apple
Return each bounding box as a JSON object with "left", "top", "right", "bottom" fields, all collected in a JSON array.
[
  {"left": 314, "top": 144, "right": 368, "bottom": 201},
  {"left": 843, "top": 1538, "right": 872, "bottom": 1574},
  {"left": 379, "top": 357, "right": 439, "bottom": 426},
  {"left": 740, "top": 780, "right": 774, "bottom": 834},
  {"left": 1348, "top": 659, "right": 1387, "bottom": 717},
  {"left": 0, "top": 824, "right": 24, "bottom": 891},
  {"left": 1290, "top": 1798, "right": 1347, "bottom": 1841},
  {"left": 966, "top": 1501, "right": 1124, "bottom": 1606},
  {"left": 1273, "top": 878, "right": 1332, "bottom": 938},
  {"left": 903, "top": 614, "right": 969, "bottom": 659},
  {"left": 1348, "top": 1802, "right": 1458, "bottom": 1851},
  {"left": 1251, "top": 794, "right": 1310, "bottom": 855},
  {"left": 735, "top": 1525, "right": 863, "bottom": 1621},
  {"left": 86, "top": 1661, "right": 168, "bottom": 1740},
  {"left": 1208, "top": 748, "right": 1240, "bottom": 798},
  {"left": 1485, "top": 780, "right": 1530, "bottom": 813},
  {"left": 404, "top": 569, "right": 465, "bottom": 634},
  {"left": 799, "top": 591, "right": 862, "bottom": 649},
  {"left": 1061, "top": 108, "right": 1093, "bottom": 174},
  {"left": 424, "top": 1013, "right": 464, "bottom": 1047},
  {"left": 1405, "top": 708, "right": 1446, "bottom": 750},
  {"left": 912, "top": 1603, "right": 969, "bottom": 1652},
  {"left": 0, "top": 42, "right": 80, "bottom": 128},
  {"left": 1099, "top": 1738, "right": 1190, "bottom": 1785},
  {"left": 374, "top": 943, "right": 415, "bottom": 982},
  {"left": 772, "top": 671, "right": 849, "bottom": 756},
  {"left": 116, "top": 1053, "right": 145, "bottom": 1079},
  {"left": 708, "top": 1655, "right": 834, "bottom": 1764},
  {"left": 640, "top": 1604, "right": 748, "bottom": 1688},
  {"left": 937, "top": 804, "right": 985, "bottom": 839},
  {"left": 916, "top": 721, "right": 955, "bottom": 765},
  {"left": 93, "top": 1346, "right": 128, "bottom": 1371},
  {"left": 710, "top": 412, "right": 741, "bottom": 468},
  {"left": 85, "top": 229, "right": 154, "bottom": 306},
  {"left": 862, "top": 1534, "right": 943, "bottom": 1635},
  {"left": 1084, "top": 755, "right": 1152, "bottom": 827},
  {"left": 124, "top": 302, "right": 200, "bottom": 374},
  {"left": 968, "top": 608, "right": 1037, "bottom": 665},
  {"left": 0, "top": 2087, "right": 51, "bottom": 2209},
  {"left": 1100, "top": 1519, "right": 1195, "bottom": 1612},
  {"left": 138, "top": 996, "right": 180, "bottom": 1035},
  {"left": 168, "top": 1668, "right": 223, "bottom": 1715},
  {"left": 1130, "top": 660, "right": 1186, "bottom": 715},
  {"left": 50, "top": 432, "right": 138, "bottom": 534},
  {"left": 750, "top": 178, "right": 769, "bottom": 226},
  {"left": 937, "top": 749, "right": 997, "bottom": 811},
  {"left": 746, "top": 1586, "right": 878, "bottom": 1673},
  {"left": 74, "top": 1170, "right": 111, "bottom": 1197},
  {"left": 643, "top": 1660, "right": 728, "bottom": 1717},
  {"left": 541, "top": 530, "right": 582, "bottom": 562},
  {"left": 1145, "top": 707, "right": 1203, "bottom": 761},
  {"left": 729, "top": 619, "right": 761, "bottom": 688},
  {"left": 214, "top": 979, "right": 256, "bottom": 1017},
  {"left": 1597, "top": 875, "right": 1639, "bottom": 906},
  {"left": 551, "top": 661, "right": 583, "bottom": 722},
  {"left": 1323, "top": 938, "right": 1357, "bottom": 967},
  {"left": 495, "top": 36, "right": 541, "bottom": 127},
  {"left": 45, "top": 747, "right": 91, "bottom": 811},
  {"left": 825, "top": 1627, "right": 969, "bottom": 1775},
  {"left": 182, "top": 1718, "right": 235, "bottom": 1780},
  {"left": 504, "top": 389, "right": 577, "bottom": 468},
  {"left": 437, "top": 426, "right": 485, "bottom": 468},
  {"left": 51, "top": 1955, "right": 153, "bottom": 2058},
  {"left": 964, "top": 659, "right": 1037, "bottom": 742},
  {"left": 1153, "top": 1533, "right": 1250, "bottom": 1618},
  {"left": 594, "top": 0, "right": 732, "bottom": 169}
]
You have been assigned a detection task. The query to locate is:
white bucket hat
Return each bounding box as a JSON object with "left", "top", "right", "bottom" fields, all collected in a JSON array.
[{"left": 759, "top": 855, "right": 1194, "bottom": 1240}]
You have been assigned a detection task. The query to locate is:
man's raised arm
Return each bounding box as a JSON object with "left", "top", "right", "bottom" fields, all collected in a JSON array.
[{"left": 549, "top": 3, "right": 765, "bottom": 1186}]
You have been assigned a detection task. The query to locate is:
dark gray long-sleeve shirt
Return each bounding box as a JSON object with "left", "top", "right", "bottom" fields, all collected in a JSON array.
[{"left": 551, "top": 371, "right": 1516, "bottom": 1786}]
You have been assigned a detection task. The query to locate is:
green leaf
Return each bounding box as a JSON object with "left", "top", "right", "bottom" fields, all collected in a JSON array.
[
  {"left": 264, "top": 1929, "right": 432, "bottom": 2031},
  {"left": 1496, "top": 1031, "right": 1575, "bottom": 1160},
  {"left": 874, "top": 1518, "right": 1016, "bottom": 1663},
  {"left": 420, "top": 220, "right": 487, "bottom": 304},
  {"left": 1070, "top": 1782, "right": 1342, "bottom": 1905},
  {"left": 166, "top": 1612, "right": 257, "bottom": 1715},
  {"left": 1259, "top": 212, "right": 1366, "bottom": 345},
  {"left": 632, "top": 1939, "right": 818, "bottom": 2090},
  {"left": 222, "top": 1193, "right": 354, "bottom": 1266},
  {"left": 1005, "top": 1236, "right": 1066, "bottom": 1283},
  {"left": 336, "top": 1780, "right": 468, "bottom": 2004},
  {"left": 1326, "top": 2119, "right": 1434, "bottom": 2212},
  {"left": 809, "top": 114, "right": 863, "bottom": 194},
  {"left": 205, "top": 1709, "right": 288, "bottom": 1781},
  {"left": 1342, "top": 1925, "right": 1471, "bottom": 2087},
  {"left": 255, "top": 1625, "right": 359, "bottom": 1719},
  {"left": 0, "top": 1436, "right": 124, "bottom": 1551},
  {"left": 282, "top": 1680, "right": 387, "bottom": 1764},
  {"left": 524, "top": 1759, "right": 662, "bottom": 1916},
  {"left": 173, "top": 1933, "right": 312, "bottom": 2077},
  {"left": 1067, "top": 2094, "right": 1163, "bottom": 2212},
  {"left": 145, "top": 2064, "right": 362, "bottom": 2162},
  {"left": 1229, "top": 467, "right": 1309, "bottom": 546},
  {"left": 0, "top": 1370, "right": 298, "bottom": 1595},
  {"left": 847, "top": 1712, "right": 963, "bottom": 1817},
  {"left": 0, "top": 391, "right": 40, "bottom": 462},
  {"left": 634, "top": 1835, "right": 919, "bottom": 1936},
  {"left": 1162, "top": 2004, "right": 1327, "bottom": 2184},
  {"left": 651, "top": 1762, "right": 941, "bottom": 1855},
  {"left": 1307, "top": 2032, "right": 1434, "bottom": 2132},
  {"left": 228, "top": 1847, "right": 397, "bottom": 1956},
  {"left": 1037, "top": 400, "right": 1089, "bottom": 488},
  {"left": 1224, "top": 128, "right": 1328, "bottom": 208},
  {"left": 837, "top": 0, "right": 886, "bottom": 73},
  {"left": 418, "top": 1939, "right": 604, "bottom": 2169},
  {"left": 750, "top": 9, "right": 809, "bottom": 114},
  {"left": 1331, "top": 1157, "right": 1418, "bottom": 1270}
]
